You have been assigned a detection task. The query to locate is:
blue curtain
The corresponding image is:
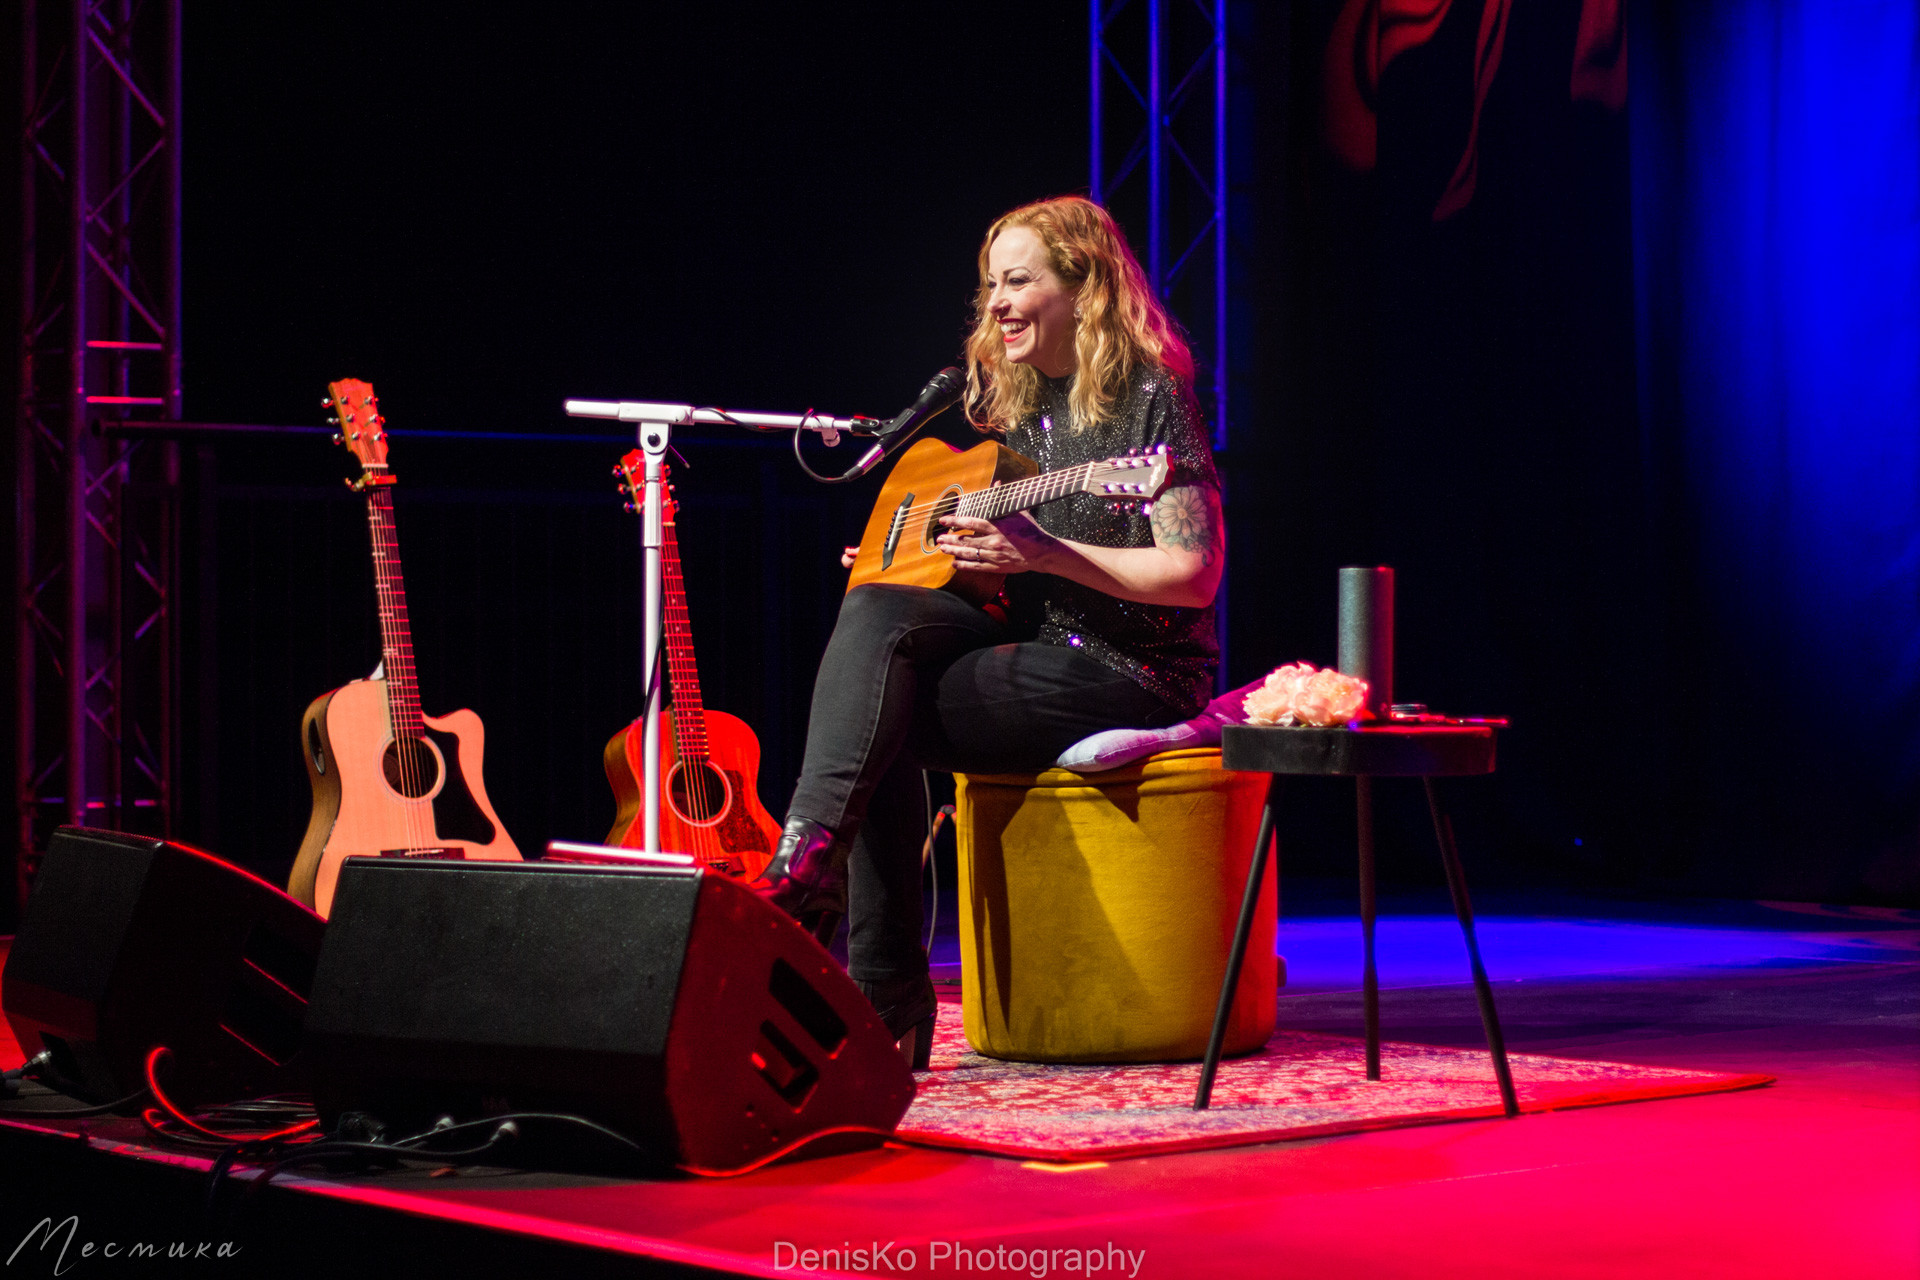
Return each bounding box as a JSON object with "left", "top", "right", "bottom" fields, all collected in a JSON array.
[{"left": 1633, "top": 1, "right": 1920, "bottom": 898}]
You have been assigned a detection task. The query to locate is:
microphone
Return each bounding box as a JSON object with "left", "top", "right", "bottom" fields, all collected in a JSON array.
[{"left": 849, "top": 367, "right": 967, "bottom": 478}]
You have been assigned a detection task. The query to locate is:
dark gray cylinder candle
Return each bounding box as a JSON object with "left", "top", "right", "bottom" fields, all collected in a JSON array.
[{"left": 1337, "top": 566, "right": 1394, "bottom": 717}]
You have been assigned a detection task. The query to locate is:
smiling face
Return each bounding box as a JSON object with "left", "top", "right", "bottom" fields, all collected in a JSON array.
[{"left": 985, "top": 225, "right": 1080, "bottom": 379}]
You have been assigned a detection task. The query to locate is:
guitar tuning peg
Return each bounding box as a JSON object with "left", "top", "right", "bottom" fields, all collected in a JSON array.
[
  {"left": 331, "top": 433, "right": 343, "bottom": 445},
  {"left": 610, "top": 464, "right": 623, "bottom": 476},
  {"left": 321, "top": 397, "right": 333, "bottom": 408},
  {"left": 374, "top": 432, "right": 385, "bottom": 442},
  {"left": 326, "top": 416, "right": 339, "bottom": 426},
  {"left": 623, "top": 502, "right": 637, "bottom": 513},
  {"left": 615, "top": 482, "right": 629, "bottom": 494}
]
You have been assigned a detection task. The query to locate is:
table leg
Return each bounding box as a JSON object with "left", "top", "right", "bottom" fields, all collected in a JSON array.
[
  {"left": 1424, "top": 778, "right": 1520, "bottom": 1118},
  {"left": 1357, "top": 776, "right": 1380, "bottom": 1081},
  {"left": 1194, "top": 774, "right": 1282, "bottom": 1110}
]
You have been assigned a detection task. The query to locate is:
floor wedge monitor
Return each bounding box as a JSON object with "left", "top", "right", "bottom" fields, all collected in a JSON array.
[
  {"left": 2, "top": 826, "right": 326, "bottom": 1107},
  {"left": 303, "top": 858, "right": 915, "bottom": 1173}
]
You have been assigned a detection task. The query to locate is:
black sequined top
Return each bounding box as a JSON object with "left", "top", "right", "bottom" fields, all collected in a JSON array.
[{"left": 1001, "top": 366, "right": 1221, "bottom": 716}]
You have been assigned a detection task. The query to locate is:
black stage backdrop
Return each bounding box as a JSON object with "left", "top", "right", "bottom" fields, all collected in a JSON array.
[
  {"left": 4, "top": 2, "right": 1913, "bottom": 919},
  {"left": 1236, "top": 1, "right": 1657, "bottom": 896}
]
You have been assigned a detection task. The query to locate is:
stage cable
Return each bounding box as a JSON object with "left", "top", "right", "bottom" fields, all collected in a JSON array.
[
  {"left": 140, "top": 1047, "right": 320, "bottom": 1144},
  {"left": 790, "top": 410, "right": 875, "bottom": 484},
  {"left": 0, "top": 1050, "right": 151, "bottom": 1116},
  {"left": 675, "top": 1124, "right": 903, "bottom": 1178},
  {"left": 922, "top": 795, "right": 954, "bottom": 956}
]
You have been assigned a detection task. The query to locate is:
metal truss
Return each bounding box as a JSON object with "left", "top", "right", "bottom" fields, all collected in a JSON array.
[
  {"left": 1091, "top": 0, "right": 1228, "bottom": 448},
  {"left": 16, "top": 0, "right": 182, "bottom": 904}
]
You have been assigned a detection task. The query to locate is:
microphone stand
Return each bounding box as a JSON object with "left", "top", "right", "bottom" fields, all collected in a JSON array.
[{"left": 563, "top": 398, "right": 873, "bottom": 858}]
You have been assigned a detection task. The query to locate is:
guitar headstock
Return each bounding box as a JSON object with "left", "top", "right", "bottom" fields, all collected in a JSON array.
[
  {"left": 1084, "top": 444, "right": 1171, "bottom": 509},
  {"left": 325, "top": 378, "right": 393, "bottom": 489},
  {"left": 613, "top": 449, "right": 674, "bottom": 519}
]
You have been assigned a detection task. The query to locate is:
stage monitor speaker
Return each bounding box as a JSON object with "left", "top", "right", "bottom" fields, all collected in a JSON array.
[
  {"left": 2, "top": 826, "right": 326, "bottom": 1107},
  {"left": 304, "top": 858, "right": 916, "bottom": 1174}
]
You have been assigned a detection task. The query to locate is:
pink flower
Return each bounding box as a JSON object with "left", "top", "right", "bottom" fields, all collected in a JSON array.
[{"left": 1243, "top": 662, "right": 1369, "bottom": 727}]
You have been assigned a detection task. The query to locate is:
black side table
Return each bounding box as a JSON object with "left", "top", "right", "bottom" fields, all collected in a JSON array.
[{"left": 1193, "top": 725, "right": 1518, "bottom": 1116}]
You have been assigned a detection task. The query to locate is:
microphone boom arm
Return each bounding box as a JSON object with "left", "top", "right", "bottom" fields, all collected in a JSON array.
[{"left": 564, "top": 400, "right": 878, "bottom": 435}]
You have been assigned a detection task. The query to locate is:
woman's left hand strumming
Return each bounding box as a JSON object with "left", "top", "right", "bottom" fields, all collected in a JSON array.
[{"left": 937, "top": 514, "right": 1057, "bottom": 575}]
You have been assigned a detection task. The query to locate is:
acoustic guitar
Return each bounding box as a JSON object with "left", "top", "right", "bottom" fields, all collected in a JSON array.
[
  {"left": 845, "top": 437, "right": 1172, "bottom": 602},
  {"left": 602, "top": 453, "right": 781, "bottom": 879},
  {"left": 287, "top": 379, "right": 521, "bottom": 917}
]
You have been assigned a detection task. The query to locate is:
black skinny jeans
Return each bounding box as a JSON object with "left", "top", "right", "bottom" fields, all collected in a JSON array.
[{"left": 787, "top": 583, "right": 1185, "bottom": 983}]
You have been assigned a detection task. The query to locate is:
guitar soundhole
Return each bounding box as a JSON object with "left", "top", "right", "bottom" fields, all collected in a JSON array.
[
  {"left": 922, "top": 486, "right": 964, "bottom": 554},
  {"left": 667, "top": 761, "right": 731, "bottom": 827},
  {"left": 382, "top": 737, "right": 441, "bottom": 799}
]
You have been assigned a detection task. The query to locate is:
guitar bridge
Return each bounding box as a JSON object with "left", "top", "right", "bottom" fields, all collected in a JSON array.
[
  {"left": 881, "top": 492, "right": 914, "bottom": 570},
  {"left": 378, "top": 847, "right": 467, "bottom": 860}
]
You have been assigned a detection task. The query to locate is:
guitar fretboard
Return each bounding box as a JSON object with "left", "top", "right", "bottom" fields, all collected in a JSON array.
[
  {"left": 660, "top": 509, "right": 711, "bottom": 766},
  {"left": 363, "top": 479, "right": 425, "bottom": 743},
  {"left": 956, "top": 461, "right": 1101, "bottom": 521}
]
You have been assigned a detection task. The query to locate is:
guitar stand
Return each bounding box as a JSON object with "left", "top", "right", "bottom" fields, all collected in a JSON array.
[{"left": 564, "top": 397, "right": 873, "bottom": 857}]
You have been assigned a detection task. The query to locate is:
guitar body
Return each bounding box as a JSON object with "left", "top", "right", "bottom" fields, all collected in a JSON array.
[
  {"left": 289, "top": 677, "right": 521, "bottom": 917},
  {"left": 846, "top": 437, "right": 1037, "bottom": 600},
  {"left": 603, "top": 707, "right": 781, "bottom": 881}
]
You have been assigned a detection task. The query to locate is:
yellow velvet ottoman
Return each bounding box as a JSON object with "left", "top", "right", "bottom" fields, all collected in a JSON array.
[{"left": 955, "top": 747, "right": 1278, "bottom": 1063}]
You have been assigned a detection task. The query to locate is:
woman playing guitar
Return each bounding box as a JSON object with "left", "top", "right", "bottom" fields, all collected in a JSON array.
[{"left": 756, "top": 196, "right": 1226, "bottom": 1068}]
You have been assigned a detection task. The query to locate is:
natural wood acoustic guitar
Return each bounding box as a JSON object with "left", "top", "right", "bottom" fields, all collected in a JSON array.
[
  {"left": 287, "top": 379, "right": 521, "bottom": 917},
  {"left": 602, "top": 453, "right": 781, "bottom": 879},
  {"left": 845, "top": 436, "right": 1172, "bottom": 602}
]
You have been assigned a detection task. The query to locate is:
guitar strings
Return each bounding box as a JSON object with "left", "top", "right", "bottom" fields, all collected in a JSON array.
[
  {"left": 376, "top": 487, "right": 417, "bottom": 853},
  {"left": 368, "top": 484, "right": 430, "bottom": 855},
  {"left": 861, "top": 457, "right": 1158, "bottom": 534},
  {"left": 873, "top": 461, "right": 1098, "bottom": 527},
  {"left": 660, "top": 505, "right": 723, "bottom": 868}
]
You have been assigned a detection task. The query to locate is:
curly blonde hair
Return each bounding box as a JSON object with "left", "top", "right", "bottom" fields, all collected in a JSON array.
[{"left": 964, "top": 196, "right": 1194, "bottom": 435}]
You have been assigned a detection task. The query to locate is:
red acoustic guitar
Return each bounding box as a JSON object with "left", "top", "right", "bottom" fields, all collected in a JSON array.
[
  {"left": 602, "top": 453, "right": 780, "bottom": 879},
  {"left": 288, "top": 379, "right": 521, "bottom": 917}
]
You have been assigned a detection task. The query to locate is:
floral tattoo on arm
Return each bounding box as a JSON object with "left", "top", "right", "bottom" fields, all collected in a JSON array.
[{"left": 1150, "top": 484, "right": 1222, "bottom": 567}]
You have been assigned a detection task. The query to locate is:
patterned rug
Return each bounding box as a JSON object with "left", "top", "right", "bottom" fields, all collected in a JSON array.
[{"left": 895, "top": 1006, "right": 1771, "bottom": 1161}]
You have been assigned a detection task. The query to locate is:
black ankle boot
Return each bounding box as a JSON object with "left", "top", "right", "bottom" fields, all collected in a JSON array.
[
  {"left": 756, "top": 816, "right": 848, "bottom": 946},
  {"left": 855, "top": 972, "right": 937, "bottom": 1071}
]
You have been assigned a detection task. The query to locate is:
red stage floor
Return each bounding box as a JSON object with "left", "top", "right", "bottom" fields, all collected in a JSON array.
[{"left": 2, "top": 893, "right": 1915, "bottom": 1278}]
